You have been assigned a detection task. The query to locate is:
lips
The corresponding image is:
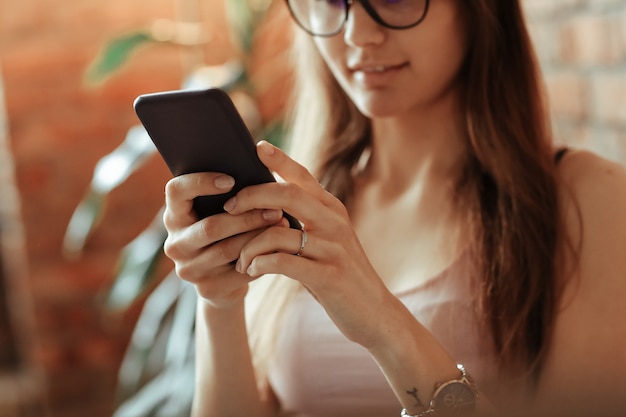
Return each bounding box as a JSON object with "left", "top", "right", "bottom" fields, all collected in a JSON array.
[
  {"left": 348, "top": 62, "right": 409, "bottom": 87},
  {"left": 349, "top": 62, "right": 409, "bottom": 73}
]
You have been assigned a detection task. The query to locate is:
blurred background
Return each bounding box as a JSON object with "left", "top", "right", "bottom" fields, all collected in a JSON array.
[{"left": 0, "top": 0, "right": 624, "bottom": 416}]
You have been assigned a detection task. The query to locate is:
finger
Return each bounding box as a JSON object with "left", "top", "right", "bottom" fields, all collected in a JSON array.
[
  {"left": 245, "top": 251, "right": 321, "bottom": 283},
  {"left": 163, "top": 209, "right": 284, "bottom": 260},
  {"left": 256, "top": 141, "right": 339, "bottom": 208},
  {"left": 223, "top": 182, "right": 333, "bottom": 231},
  {"left": 164, "top": 173, "right": 235, "bottom": 226},
  {"left": 237, "top": 227, "right": 317, "bottom": 273},
  {"left": 173, "top": 230, "right": 261, "bottom": 283},
  {"left": 176, "top": 258, "right": 252, "bottom": 304}
]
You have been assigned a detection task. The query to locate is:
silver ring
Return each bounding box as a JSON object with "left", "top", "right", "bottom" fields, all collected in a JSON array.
[{"left": 295, "top": 228, "right": 307, "bottom": 256}]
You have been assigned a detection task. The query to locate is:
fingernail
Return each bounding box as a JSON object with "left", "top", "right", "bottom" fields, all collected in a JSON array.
[
  {"left": 235, "top": 258, "right": 243, "bottom": 273},
  {"left": 247, "top": 264, "right": 255, "bottom": 276},
  {"left": 215, "top": 175, "right": 235, "bottom": 190},
  {"left": 262, "top": 209, "right": 283, "bottom": 221},
  {"left": 258, "top": 140, "right": 275, "bottom": 155},
  {"left": 223, "top": 197, "right": 237, "bottom": 212}
]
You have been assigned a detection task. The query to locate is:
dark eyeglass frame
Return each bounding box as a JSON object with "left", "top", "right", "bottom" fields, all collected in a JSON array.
[{"left": 285, "top": 0, "right": 431, "bottom": 37}]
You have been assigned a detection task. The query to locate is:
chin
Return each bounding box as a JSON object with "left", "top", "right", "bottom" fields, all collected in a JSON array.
[
  {"left": 353, "top": 99, "right": 410, "bottom": 119},
  {"left": 346, "top": 87, "right": 419, "bottom": 119}
]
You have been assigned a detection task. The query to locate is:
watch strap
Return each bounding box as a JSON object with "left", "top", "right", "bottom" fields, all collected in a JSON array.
[{"left": 400, "top": 364, "right": 478, "bottom": 417}]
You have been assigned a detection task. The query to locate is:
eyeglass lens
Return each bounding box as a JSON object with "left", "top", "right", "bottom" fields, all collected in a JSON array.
[{"left": 287, "top": 0, "right": 428, "bottom": 36}]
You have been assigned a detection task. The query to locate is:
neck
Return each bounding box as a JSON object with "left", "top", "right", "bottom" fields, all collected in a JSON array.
[{"left": 364, "top": 93, "right": 468, "bottom": 195}]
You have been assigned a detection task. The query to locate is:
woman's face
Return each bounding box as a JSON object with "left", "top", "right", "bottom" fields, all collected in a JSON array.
[{"left": 312, "top": 0, "right": 470, "bottom": 119}]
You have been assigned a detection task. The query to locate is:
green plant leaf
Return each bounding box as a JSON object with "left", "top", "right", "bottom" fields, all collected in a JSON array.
[
  {"left": 116, "top": 273, "right": 181, "bottom": 398},
  {"left": 225, "top": 0, "right": 273, "bottom": 54},
  {"left": 114, "top": 273, "right": 196, "bottom": 416},
  {"left": 84, "top": 31, "right": 155, "bottom": 85},
  {"left": 225, "top": 0, "right": 255, "bottom": 53},
  {"left": 62, "top": 189, "right": 106, "bottom": 259},
  {"left": 114, "top": 361, "right": 194, "bottom": 417},
  {"left": 92, "top": 126, "right": 157, "bottom": 194},
  {"left": 62, "top": 126, "right": 156, "bottom": 257}
]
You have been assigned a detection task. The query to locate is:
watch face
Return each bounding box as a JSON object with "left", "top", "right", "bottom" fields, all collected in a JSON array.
[{"left": 433, "top": 381, "right": 476, "bottom": 416}]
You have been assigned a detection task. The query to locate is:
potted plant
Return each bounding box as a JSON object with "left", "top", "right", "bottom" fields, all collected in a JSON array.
[{"left": 63, "top": 1, "right": 292, "bottom": 414}]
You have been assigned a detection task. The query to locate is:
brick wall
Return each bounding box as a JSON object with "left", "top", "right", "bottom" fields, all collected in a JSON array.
[
  {"left": 1, "top": 0, "right": 233, "bottom": 416},
  {"left": 0, "top": 1, "right": 624, "bottom": 416},
  {"left": 524, "top": 0, "right": 626, "bottom": 163},
  {"left": 1, "top": 0, "right": 294, "bottom": 415}
]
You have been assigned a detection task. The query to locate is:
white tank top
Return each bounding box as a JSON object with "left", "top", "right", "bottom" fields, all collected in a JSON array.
[{"left": 267, "top": 252, "right": 500, "bottom": 417}]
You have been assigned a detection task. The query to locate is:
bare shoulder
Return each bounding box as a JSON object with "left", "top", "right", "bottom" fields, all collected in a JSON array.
[
  {"left": 557, "top": 148, "right": 626, "bottom": 198},
  {"left": 557, "top": 147, "right": 626, "bottom": 258},
  {"left": 535, "top": 149, "right": 626, "bottom": 414},
  {"left": 555, "top": 147, "right": 626, "bottom": 298}
]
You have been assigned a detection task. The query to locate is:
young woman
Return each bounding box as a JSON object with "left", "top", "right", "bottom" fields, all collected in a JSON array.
[{"left": 162, "top": 0, "right": 626, "bottom": 416}]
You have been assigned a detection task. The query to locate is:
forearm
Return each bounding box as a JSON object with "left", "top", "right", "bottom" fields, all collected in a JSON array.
[
  {"left": 368, "top": 297, "right": 495, "bottom": 416},
  {"left": 192, "top": 297, "right": 273, "bottom": 417}
]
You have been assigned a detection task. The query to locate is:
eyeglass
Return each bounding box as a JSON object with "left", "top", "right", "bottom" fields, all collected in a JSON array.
[{"left": 285, "top": 0, "right": 430, "bottom": 37}]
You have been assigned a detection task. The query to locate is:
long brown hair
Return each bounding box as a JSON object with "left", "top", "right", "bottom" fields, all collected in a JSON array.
[
  {"left": 460, "top": 0, "right": 562, "bottom": 380},
  {"left": 250, "top": 0, "right": 563, "bottom": 389}
]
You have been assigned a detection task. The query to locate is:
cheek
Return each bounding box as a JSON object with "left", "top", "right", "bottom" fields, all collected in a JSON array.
[
  {"left": 413, "top": 1, "right": 469, "bottom": 75},
  {"left": 414, "top": 23, "right": 468, "bottom": 90}
]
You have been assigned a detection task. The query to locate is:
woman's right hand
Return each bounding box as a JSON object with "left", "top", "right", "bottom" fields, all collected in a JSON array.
[{"left": 162, "top": 172, "right": 287, "bottom": 309}]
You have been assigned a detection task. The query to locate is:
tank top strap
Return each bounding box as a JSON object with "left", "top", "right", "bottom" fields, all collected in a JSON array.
[{"left": 554, "top": 147, "right": 569, "bottom": 164}]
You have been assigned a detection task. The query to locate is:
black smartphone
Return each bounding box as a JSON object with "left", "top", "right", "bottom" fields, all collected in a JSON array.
[{"left": 134, "top": 88, "right": 300, "bottom": 229}]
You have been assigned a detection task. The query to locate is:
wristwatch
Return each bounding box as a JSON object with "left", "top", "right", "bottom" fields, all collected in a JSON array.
[{"left": 401, "top": 364, "right": 478, "bottom": 417}]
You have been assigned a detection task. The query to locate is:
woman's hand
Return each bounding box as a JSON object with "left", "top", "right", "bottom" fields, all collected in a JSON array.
[
  {"left": 228, "top": 141, "right": 396, "bottom": 349},
  {"left": 162, "top": 171, "right": 287, "bottom": 309}
]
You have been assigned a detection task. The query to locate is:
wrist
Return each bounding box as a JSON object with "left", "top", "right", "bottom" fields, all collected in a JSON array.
[
  {"left": 197, "top": 293, "right": 248, "bottom": 337},
  {"left": 401, "top": 364, "right": 479, "bottom": 417},
  {"left": 197, "top": 285, "right": 248, "bottom": 312}
]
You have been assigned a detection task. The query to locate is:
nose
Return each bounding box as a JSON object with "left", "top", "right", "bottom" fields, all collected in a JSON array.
[{"left": 343, "top": 1, "right": 385, "bottom": 47}]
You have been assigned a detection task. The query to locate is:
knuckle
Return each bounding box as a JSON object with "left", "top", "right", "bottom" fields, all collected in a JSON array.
[
  {"left": 165, "top": 177, "right": 183, "bottom": 199},
  {"left": 162, "top": 209, "right": 177, "bottom": 230},
  {"left": 198, "top": 216, "right": 218, "bottom": 242},
  {"left": 175, "top": 263, "right": 197, "bottom": 282},
  {"left": 324, "top": 190, "right": 345, "bottom": 211},
  {"left": 296, "top": 164, "right": 313, "bottom": 182},
  {"left": 243, "top": 210, "right": 264, "bottom": 229},
  {"left": 243, "top": 212, "right": 257, "bottom": 229},
  {"left": 194, "top": 173, "right": 210, "bottom": 191},
  {"left": 336, "top": 220, "right": 351, "bottom": 236},
  {"left": 214, "top": 239, "right": 240, "bottom": 264},
  {"left": 163, "top": 235, "right": 181, "bottom": 260},
  {"left": 236, "top": 186, "right": 251, "bottom": 201},
  {"left": 281, "top": 182, "right": 301, "bottom": 200}
]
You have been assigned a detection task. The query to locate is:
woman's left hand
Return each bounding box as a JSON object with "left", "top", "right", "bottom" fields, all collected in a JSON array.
[{"left": 227, "top": 141, "right": 396, "bottom": 349}]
